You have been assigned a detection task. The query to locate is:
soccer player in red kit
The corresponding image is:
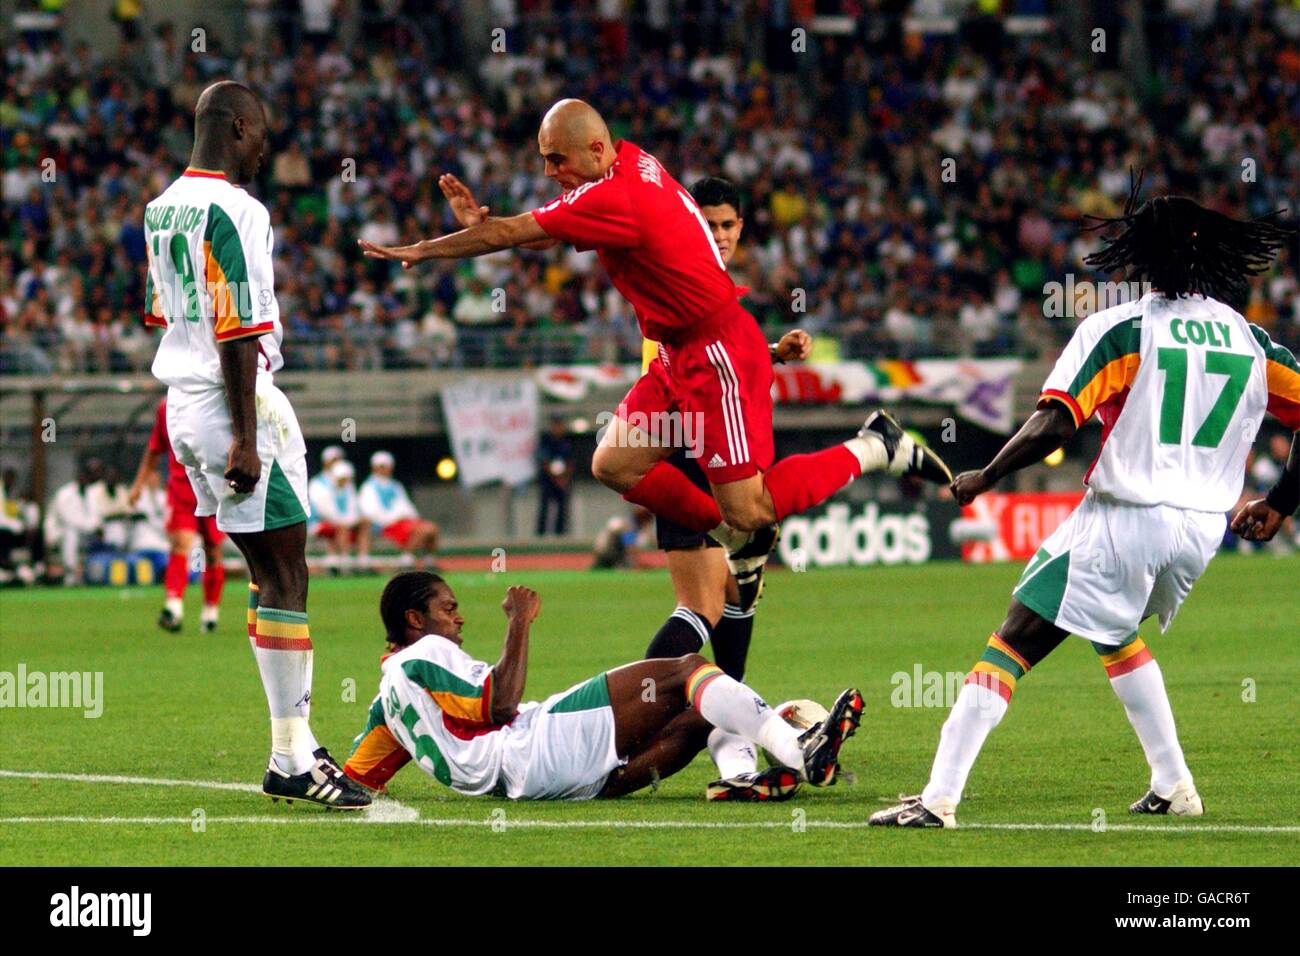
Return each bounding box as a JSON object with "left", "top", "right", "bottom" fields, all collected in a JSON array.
[
  {"left": 128, "top": 397, "right": 227, "bottom": 633},
  {"left": 360, "top": 99, "right": 951, "bottom": 602}
]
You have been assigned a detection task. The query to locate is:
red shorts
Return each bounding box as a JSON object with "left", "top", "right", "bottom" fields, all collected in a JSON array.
[
  {"left": 314, "top": 522, "right": 340, "bottom": 539},
  {"left": 382, "top": 518, "right": 421, "bottom": 549},
  {"left": 165, "top": 482, "right": 224, "bottom": 544},
  {"left": 619, "top": 315, "right": 774, "bottom": 484},
  {"left": 165, "top": 496, "right": 223, "bottom": 541}
]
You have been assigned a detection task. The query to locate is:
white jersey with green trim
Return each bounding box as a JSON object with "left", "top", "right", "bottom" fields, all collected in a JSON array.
[
  {"left": 1039, "top": 292, "right": 1299, "bottom": 513},
  {"left": 143, "top": 168, "right": 283, "bottom": 392}
]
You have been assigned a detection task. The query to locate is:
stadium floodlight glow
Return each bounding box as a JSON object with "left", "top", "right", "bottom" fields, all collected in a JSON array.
[{"left": 436, "top": 457, "right": 457, "bottom": 481}]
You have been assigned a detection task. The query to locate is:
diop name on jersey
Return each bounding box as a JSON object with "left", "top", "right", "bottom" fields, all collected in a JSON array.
[
  {"left": 144, "top": 202, "right": 206, "bottom": 233},
  {"left": 1170, "top": 318, "right": 1234, "bottom": 348}
]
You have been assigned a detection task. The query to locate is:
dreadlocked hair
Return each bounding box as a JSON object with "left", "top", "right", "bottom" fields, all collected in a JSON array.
[
  {"left": 1083, "top": 170, "right": 1296, "bottom": 309},
  {"left": 380, "top": 570, "right": 446, "bottom": 650}
]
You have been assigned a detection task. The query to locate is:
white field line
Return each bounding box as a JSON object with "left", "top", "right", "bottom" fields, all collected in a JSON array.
[
  {"left": 0, "top": 816, "right": 1296, "bottom": 833},
  {"left": 2, "top": 770, "right": 1297, "bottom": 833}
]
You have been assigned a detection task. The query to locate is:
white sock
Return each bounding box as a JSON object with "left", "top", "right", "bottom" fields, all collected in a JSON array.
[
  {"left": 1108, "top": 660, "right": 1191, "bottom": 795},
  {"left": 201, "top": 604, "right": 219, "bottom": 625},
  {"left": 708, "top": 728, "right": 759, "bottom": 780},
  {"left": 844, "top": 435, "right": 888, "bottom": 473},
  {"left": 691, "top": 669, "right": 804, "bottom": 770},
  {"left": 252, "top": 607, "right": 316, "bottom": 774},
  {"left": 165, "top": 596, "right": 183, "bottom": 618},
  {"left": 922, "top": 681, "right": 1008, "bottom": 809}
]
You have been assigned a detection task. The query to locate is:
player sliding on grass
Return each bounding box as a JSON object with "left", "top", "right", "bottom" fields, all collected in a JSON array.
[
  {"left": 143, "top": 81, "right": 370, "bottom": 809},
  {"left": 870, "top": 181, "right": 1299, "bottom": 829},
  {"left": 342, "top": 571, "right": 864, "bottom": 801},
  {"left": 359, "top": 98, "right": 951, "bottom": 613}
]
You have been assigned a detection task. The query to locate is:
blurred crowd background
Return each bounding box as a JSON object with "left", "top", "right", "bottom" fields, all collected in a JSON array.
[{"left": 4, "top": 0, "right": 1297, "bottom": 376}]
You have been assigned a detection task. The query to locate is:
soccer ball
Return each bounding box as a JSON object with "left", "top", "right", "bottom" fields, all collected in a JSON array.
[{"left": 762, "top": 699, "right": 829, "bottom": 766}]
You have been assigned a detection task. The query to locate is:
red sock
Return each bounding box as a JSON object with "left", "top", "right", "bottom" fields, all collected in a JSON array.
[
  {"left": 164, "top": 552, "right": 189, "bottom": 599},
  {"left": 762, "top": 446, "right": 861, "bottom": 521},
  {"left": 623, "top": 461, "right": 722, "bottom": 532},
  {"left": 203, "top": 561, "right": 225, "bottom": 607}
]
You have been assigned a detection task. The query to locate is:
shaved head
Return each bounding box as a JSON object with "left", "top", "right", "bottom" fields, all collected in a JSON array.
[
  {"left": 195, "top": 80, "right": 264, "bottom": 132},
  {"left": 537, "top": 99, "right": 616, "bottom": 192},
  {"left": 191, "top": 81, "right": 267, "bottom": 185}
]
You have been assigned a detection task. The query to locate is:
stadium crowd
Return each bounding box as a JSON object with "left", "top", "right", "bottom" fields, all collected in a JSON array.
[{"left": 2, "top": 0, "right": 1297, "bottom": 378}]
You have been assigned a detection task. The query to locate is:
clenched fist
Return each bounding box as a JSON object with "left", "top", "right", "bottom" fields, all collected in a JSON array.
[
  {"left": 502, "top": 585, "right": 541, "bottom": 624},
  {"left": 951, "top": 469, "right": 995, "bottom": 506}
]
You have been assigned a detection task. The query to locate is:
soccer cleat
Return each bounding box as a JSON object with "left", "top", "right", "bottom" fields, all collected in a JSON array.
[
  {"left": 200, "top": 619, "right": 217, "bottom": 635},
  {"left": 725, "top": 523, "right": 780, "bottom": 613},
  {"left": 1130, "top": 779, "right": 1203, "bottom": 817},
  {"left": 859, "top": 410, "right": 953, "bottom": 484},
  {"left": 868, "top": 793, "right": 957, "bottom": 829},
  {"left": 157, "top": 608, "right": 182, "bottom": 633},
  {"left": 798, "top": 687, "right": 864, "bottom": 786},
  {"left": 262, "top": 754, "right": 373, "bottom": 810},
  {"left": 706, "top": 767, "right": 801, "bottom": 802}
]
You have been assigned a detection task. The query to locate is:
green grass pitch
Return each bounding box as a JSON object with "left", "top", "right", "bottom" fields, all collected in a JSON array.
[{"left": 1, "top": 554, "right": 1296, "bottom": 866}]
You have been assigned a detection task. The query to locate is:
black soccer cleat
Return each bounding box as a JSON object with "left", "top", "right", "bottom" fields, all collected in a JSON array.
[
  {"left": 859, "top": 410, "right": 953, "bottom": 485},
  {"left": 868, "top": 793, "right": 957, "bottom": 829},
  {"left": 725, "top": 523, "right": 780, "bottom": 613},
  {"left": 798, "top": 687, "right": 864, "bottom": 787},
  {"left": 706, "top": 767, "right": 801, "bottom": 803},
  {"left": 200, "top": 619, "right": 217, "bottom": 635},
  {"left": 157, "top": 608, "right": 182, "bottom": 633},
  {"left": 1129, "top": 780, "right": 1203, "bottom": 816},
  {"left": 262, "top": 754, "right": 373, "bottom": 810}
]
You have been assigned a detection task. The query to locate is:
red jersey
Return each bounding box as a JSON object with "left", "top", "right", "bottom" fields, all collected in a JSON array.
[
  {"left": 530, "top": 140, "right": 746, "bottom": 346},
  {"left": 149, "top": 399, "right": 190, "bottom": 498}
]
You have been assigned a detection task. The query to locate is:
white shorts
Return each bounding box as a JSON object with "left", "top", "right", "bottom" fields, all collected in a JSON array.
[
  {"left": 499, "top": 674, "right": 623, "bottom": 801},
  {"left": 166, "top": 381, "right": 310, "bottom": 534},
  {"left": 1012, "top": 490, "right": 1225, "bottom": 646}
]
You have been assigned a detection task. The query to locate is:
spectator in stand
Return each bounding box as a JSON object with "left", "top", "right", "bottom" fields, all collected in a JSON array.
[
  {"left": 44, "top": 460, "right": 105, "bottom": 585},
  {"left": 359, "top": 451, "right": 439, "bottom": 568},
  {"left": 536, "top": 415, "right": 575, "bottom": 537},
  {"left": 0, "top": 469, "right": 41, "bottom": 586},
  {"left": 309, "top": 459, "right": 370, "bottom": 574}
]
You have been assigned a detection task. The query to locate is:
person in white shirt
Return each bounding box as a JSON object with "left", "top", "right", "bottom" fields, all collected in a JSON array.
[
  {"left": 358, "top": 451, "right": 438, "bottom": 568},
  {"left": 309, "top": 459, "right": 370, "bottom": 573},
  {"left": 44, "top": 460, "right": 104, "bottom": 585},
  {"left": 871, "top": 188, "right": 1298, "bottom": 830}
]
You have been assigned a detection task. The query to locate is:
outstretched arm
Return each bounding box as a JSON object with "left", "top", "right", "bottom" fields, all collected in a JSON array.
[
  {"left": 490, "top": 586, "right": 539, "bottom": 723},
  {"left": 359, "top": 212, "right": 550, "bottom": 267},
  {"left": 1231, "top": 434, "right": 1299, "bottom": 541},
  {"left": 951, "top": 403, "right": 1078, "bottom": 505}
]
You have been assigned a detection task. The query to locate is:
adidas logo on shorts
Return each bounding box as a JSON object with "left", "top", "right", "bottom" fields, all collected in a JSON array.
[{"left": 707, "top": 454, "right": 727, "bottom": 468}]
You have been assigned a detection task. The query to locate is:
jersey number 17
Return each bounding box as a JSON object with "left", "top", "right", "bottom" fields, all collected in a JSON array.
[{"left": 1156, "top": 346, "right": 1253, "bottom": 448}]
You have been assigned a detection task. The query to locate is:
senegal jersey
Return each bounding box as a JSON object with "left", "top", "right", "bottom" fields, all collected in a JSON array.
[
  {"left": 1039, "top": 292, "right": 1300, "bottom": 513},
  {"left": 144, "top": 167, "right": 282, "bottom": 392}
]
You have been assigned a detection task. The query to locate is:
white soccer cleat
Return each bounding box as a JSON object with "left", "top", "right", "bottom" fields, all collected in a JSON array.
[
  {"left": 868, "top": 793, "right": 958, "bottom": 829},
  {"left": 1130, "top": 779, "right": 1204, "bottom": 817}
]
